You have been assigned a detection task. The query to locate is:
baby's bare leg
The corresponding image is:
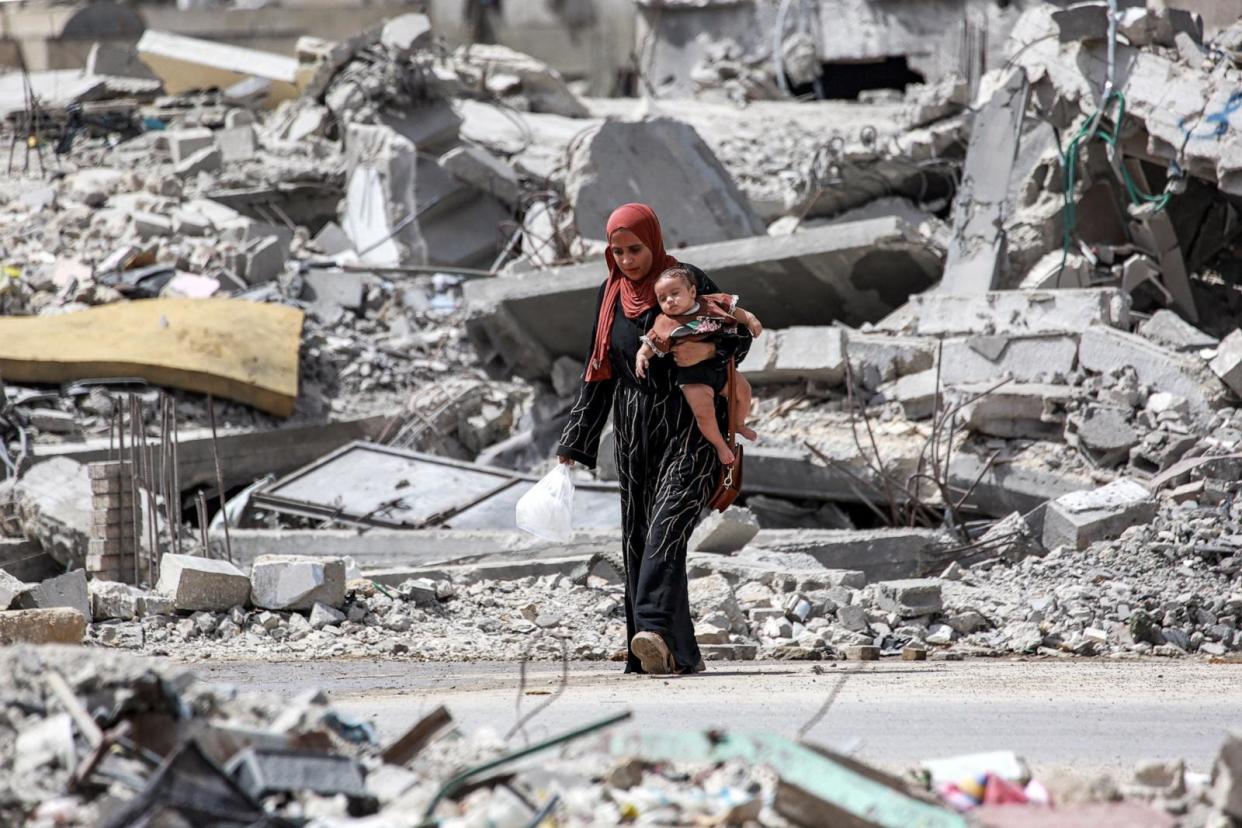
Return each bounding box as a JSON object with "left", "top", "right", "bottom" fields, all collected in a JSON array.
[
  {"left": 682, "top": 384, "right": 734, "bottom": 464},
  {"left": 732, "top": 374, "right": 756, "bottom": 441}
]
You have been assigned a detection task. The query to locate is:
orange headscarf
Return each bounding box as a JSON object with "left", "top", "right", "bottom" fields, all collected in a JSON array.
[{"left": 585, "top": 203, "right": 679, "bottom": 382}]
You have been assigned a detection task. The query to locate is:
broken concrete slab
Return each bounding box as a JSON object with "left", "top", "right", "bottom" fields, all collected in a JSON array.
[
  {"left": 301, "top": 269, "right": 366, "bottom": 315},
  {"left": 16, "top": 569, "right": 90, "bottom": 620},
  {"left": 1212, "top": 731, "right": 1242, "bottom": 821},
  {"left": 1042, "top": 478, "right": 1157, "bottom": 552},
  {"left": 0, "top": 569, "right": 26, "bottom": 610},
  {"left": 439, "top": 145, "right": 522, "bottom": 206},
  {"left": 249, "top": 555, "right": 346, "bottom": 611},
  {"left": 0, "top": 608, "right": 86, "bottom": 644},
  {"left": 215, "top": 126, "right": 257, "bottom": 163},
  {"left": 156, "top": 553, "right": 251, "bottom": 612},
  {"left": 466, "top": 217, "right": 944, "bottom": 378},
  {"left": 1137, "top": 310, "right": 1218, "bottom": 353},
  {"left": 9, "top": 457, "right": 92, "bottom": 569},
  {"left": 342, "top": 123, "right": 426, "bottom": 268},
  {"left": 1210, "top": 330, "right": 1242, "bottom": 400},
  {"left": 166, "top": 128, "right": 214, "bottom": 164},
  {"left": 136, "top": 29, "right": 302, "bottom": 107},
  {"left": 937, "top": 70, "right": 1030, "bottom": 293},
  {"left": 939, "top": 335, "right": 1078, "bottom": 385},
  {"left": 86, "top": 42, "right": 161, "bottom": 82},
  {"left": 843, "top": 331, "right": 935, "bottom": 386},
  {"left": 567, "top": 118, "right": 764, "bottom": 247},
  {"left": 748, "top": 528, "right": 958, "bottom": 582},
  {"left": 381, "top": 13, "right": 433, "bottom": 55},
  {"left": 874, "top": 578, "right": 943, "bottom": 618},
  {"left": 954, "top": 382, "right": 1072, "bottom": 440},
  {"left": 741, "top": 326, "right": 845, "bottom": 386},
  {"left": 948, "top": 450, "right": 1098, "bottom": 519},
  {"left": 689, "top": 507, "right": 760, "bottom": 554},
  {"left": 1079, "top": 326, "right": 1226, "bottom": 426},
  {"left": 0, "top": 298, "right": 303, "bottom": 417},
  {"left": 886, "top": 369, "right": 939, "bottom": 420},
  {"left": 879, "top": 289, "right": 1130, "bottom": 337},
  {"left": 89, "top": 580, "right": 138, "bottom": 621},
  {"left": 1069, "top": 406, "right": 1139, "bottom": 467}
]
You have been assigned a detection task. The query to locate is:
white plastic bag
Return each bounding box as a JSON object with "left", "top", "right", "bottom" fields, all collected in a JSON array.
[{"left": 516, "top": 465, "right": 576, "bottom": 542}]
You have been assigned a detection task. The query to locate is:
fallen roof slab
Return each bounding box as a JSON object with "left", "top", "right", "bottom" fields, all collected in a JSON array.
[
  {"left": 877, "top": 288, "right": 1130, "bottom": 337},
  {"left": 465, "top": 217, "right": 944, "bottom": 378},
  {"left": 135, "top": 29, "right": 302, "bottom": 106},
  {"left": 0, "top": 299, "right": 303, "bottom": 417}
]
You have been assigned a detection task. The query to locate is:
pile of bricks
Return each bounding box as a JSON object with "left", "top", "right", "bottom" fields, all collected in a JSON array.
[{"left": 85, "top": 461, "right": 140, "bottom": 584}]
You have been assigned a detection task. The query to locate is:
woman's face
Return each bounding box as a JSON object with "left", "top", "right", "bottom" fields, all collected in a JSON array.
[{"left": 609, "top": 228, "right": 653, "bottom": 282}]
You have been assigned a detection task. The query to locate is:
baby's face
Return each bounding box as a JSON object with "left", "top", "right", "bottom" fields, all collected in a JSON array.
[{"left": 655, "top": 277, "right": 696, "bottom": 316}]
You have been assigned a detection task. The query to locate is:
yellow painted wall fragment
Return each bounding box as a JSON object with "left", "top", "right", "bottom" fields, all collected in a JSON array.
[{"left": 0, "top": 298, "right": 303, "bottom": 417}]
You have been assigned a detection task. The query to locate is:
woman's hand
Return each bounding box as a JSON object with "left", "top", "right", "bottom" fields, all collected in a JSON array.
[
  {"left": 558, "top": 455, "right": 575, "bottom": 467},
  {"left": 672, "top": 340, "right": 716, "bottom": 367}
]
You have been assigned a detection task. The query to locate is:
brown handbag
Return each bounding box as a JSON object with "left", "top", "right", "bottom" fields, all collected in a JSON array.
[{"left": 708, "top": 358, "right": 743, "bottom": 512}]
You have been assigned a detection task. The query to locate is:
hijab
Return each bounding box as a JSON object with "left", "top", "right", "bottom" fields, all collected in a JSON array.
[{"left": 585, "top": 203, "right": 679, "bottom": 382}]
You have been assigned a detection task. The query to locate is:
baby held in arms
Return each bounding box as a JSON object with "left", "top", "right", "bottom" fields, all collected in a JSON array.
[{"left": 634, "top": 266, "right": 762, "bottom": 465}]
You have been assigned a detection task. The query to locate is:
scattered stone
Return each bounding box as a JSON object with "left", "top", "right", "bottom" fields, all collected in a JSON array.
[
  {"left": 250, "top": 555, "right": 346, "bottom": 611},
  {"left": 17, "top": 570, "right": 90, "bottom": 620},
  {"left": 156, "top": 554, "right": 251, "bottom": 612},
  {"left": 874, "top": 579, "right": 943, "bottom": 618},
  {"left": 689, "top": 507, "right": 760, "bottom": 554}
]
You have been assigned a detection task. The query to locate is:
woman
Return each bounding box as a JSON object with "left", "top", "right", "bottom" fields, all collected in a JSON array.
[{"left": 556, "top": 203, "right": 750, "bottom": 675}]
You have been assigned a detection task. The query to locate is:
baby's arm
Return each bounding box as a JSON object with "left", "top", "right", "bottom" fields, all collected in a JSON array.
[
  {"left": 635, "top": 341, "right": 655, "bottom": 378},
  {"left": 733, "top": 306, "right": 763, "bottom": 337}
]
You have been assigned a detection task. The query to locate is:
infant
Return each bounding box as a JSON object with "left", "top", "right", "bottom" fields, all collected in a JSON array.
[{"left": 635, "top": 267, "right": 762, "bottom": 464}]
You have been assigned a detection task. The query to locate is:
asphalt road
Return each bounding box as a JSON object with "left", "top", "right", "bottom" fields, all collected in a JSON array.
[{"left": 198, "top": 657, "right": 1242, "bottom": 777}]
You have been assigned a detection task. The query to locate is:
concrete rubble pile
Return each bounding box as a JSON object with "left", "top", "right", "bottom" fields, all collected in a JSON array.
[
  {"left": 3, "top": 644, "right": 1242, "bottom": 828},
  {"left": 6, "top": 0, "right": 1242, "bottom": 677}
]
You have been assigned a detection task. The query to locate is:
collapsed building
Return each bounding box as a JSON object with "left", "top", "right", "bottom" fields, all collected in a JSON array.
[{"left": 0, "top": 0, "right": 1241, "bottom": 693}]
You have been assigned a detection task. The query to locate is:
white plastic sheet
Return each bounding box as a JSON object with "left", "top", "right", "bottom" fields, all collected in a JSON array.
[{"left": 516, "top": 465, "right": 576, "bottom": 542}]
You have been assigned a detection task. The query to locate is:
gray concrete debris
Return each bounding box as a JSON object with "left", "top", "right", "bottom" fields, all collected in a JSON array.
[
  {"left": 380, "top": 13, "right": 433, "bottom": 55},
  {"left": 1138, "top": 310, "right": 1218, "bottom": 353},
  {"left": 977, "top": 511, "right": 1043, "bottom": 563},
  {"left": 873, "top": 578, "right": 943, "bottom": 618},
  {"left": 250, "top": 555, "right": 347, "bottom": 611},
  {"left": 301, "top": 269, "right": 366, "bottom": 315},
  {"left": 16, "top": 569, "right": 90, "bottom": 620},
  {"left": 954, "top": 382, "right": 1072, "bottom": 440},
  {"left": 453, "top": 42, "right": 590, "bottom": 118},
  {"left": 465, "top": 217, "right": 943, "bottom": 378},
  {"left": 439, "top": 145, "right": 522, "bottom": 206},
  {"left": 886, "top": 369, "right": 939, "bottom": 420},
  {"left": 741, "top": 326, "right": 845, "bottom": 386},
  {"left": 342, "top": 123, "right": 426, "bottom": 268},
  {"left": 157, "top": 553, "right": 251, "bottom": 612},
  {"left": 1210, "top": 330, "right": 1242, "bottom": 400},
  {"left": 309, "top": 602, "right": 346, "bottom": 628},
  {"left": 1069, "top": 406, "right": 1139, "bottom": 468},
  {"left": 689, "top": 506, "right": 760, "bottom": 554},
  {"left": 89, "top": 580, "right": 138, "bottom": 621},
  {"left": 1212, "top": 732, "right": 1242, "bottom": 821},
  {"left": 1042, "top": 478, "right": 1157, "bottom": 552},
  {"left": 567, "top": 118, "right": 765, "bottom": 247},
  {"left": 843, "top": 331, "right": 935, "bottom": 388},
  {"left": 751, "top": 528, "right": 958, "bottom": 582},
  {"left": 939, "top": 335, "right": 1077, "bottom": 386},
  {"left": 174, "top": 145, "right": 223, "bottom": 178},
  {"left": 937, "top": 69, "right": 1030, "bottom": 293},
  {"left": 166, "top": 128, "right": 214, "bottom": 164},
  {"left": 0, "top": 570, "right": 26, "bottom": 610},
  {"left": 879, "top": 288, "right": 1129, "bottom": 337},
  {"left": 1080, "top": 326, "right": 1227, "bottom": 426},
  {"left": 8, "top": 458, "right": 92, "bottom": 570},
  {"left": 550, "top": 356, "right": 584, "bottom": 398}
]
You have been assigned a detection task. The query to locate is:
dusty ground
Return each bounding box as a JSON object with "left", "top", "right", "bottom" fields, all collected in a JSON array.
[{"left": 199, "top": 657, "right": 1242, "bottom": 779}]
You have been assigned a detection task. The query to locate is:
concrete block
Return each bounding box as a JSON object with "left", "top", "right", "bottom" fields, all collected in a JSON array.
[
  {"left": 156, "top": 553, "right": 251, "bottom": 612},
  {"left": 440, "top": 145, "right": 521, "bottom": 205},
  {"left": 131, "top": 210, "right": 173, "bottom": 238},
  {"left": 690, "top": 506, "right": 760, "bottom": 554},
  {"left": 381, "top": 13, "right": 433, "bottom": 54},
  {"left": 342, "top": 123, "right": 426, "bottom": 268},
  {"left": 874, "top": 578, "right": 943, "bottom": 617},
  {"left": 843, "top": 331, "right": 935, "bottom": 385},
  {"left": 0, "top": 608, "right": 86, "bottom": 644},
  {"left": 742, "top": 327, "right": 846, "bottom": 386},
  {"left": 250, "top": 555, "right": 346, "bottom": 611},
  {"left": 753, "top": 528, "right": 958, "bottom": 582},
  {"left": 243, "top": 235, "right": 287, "bottom": 284},
  {"left": 1211, "top": 330, "right": 1242, "bottom": 399},
  {"left": 301, "top": 269, "right": 365, "bottom": 314},
  {"left": 465, "top": 217, "right": 943, "bottom": 379},
  {"left": 880, "top": 289, "right": 1129, "bottom": 337},
  {"left": 137, "top": 593, "right": 175, "bottom": 616},
  {"left": 939, "top": 335, "right": 1078, "bottom": 385},
  {"left": 567, "top": 118, "right": 763, "bottom": 248},
  {"left": 0, "top": 569, "right": 27, "bottom": 610},
  {"left": 1042, "top": 478, "right": 1156, "bottom": 551},
  {"left": 17, "top": 569, "right": 90, "bottom": 619},
  {"left": 167, "top": 127, "right": 214, "bottom": 163},
  {"left": 175, "top": 145, "right": 223, "bottom": 178},
  {"left": 886, "top": 369, "right": 939, "bottom": 420},
  {"left": 89, "top": 580, "right": 138, "bottom": 620},
  {"left": 310, "top": 602, "right": 345, "bottom": 628},
  {"left": 1070, "top": 406, "right": 1139, "bottom": 467},
  {"left": 1212, "top": 731, "right": 1242, "bottom": 820},
  {"left": 215, "top": 126, "right": 257, "bottom": 163},
  {"left": 11, "top": 457, "right": 92, "bottom": 569},
  {"left": 1081, "top": 326, "right": 1225, "bottom": 425},
  {"left": 87, "top": 42, "right": 160, "bottom": 81},
  {"left": 954, "top": 382, "right": 1072, "bottom": 440},
  {"left": 846, "top": 644, "right": 879, "bottom": 661},
  {"left": 1138, "top": 310, "right": 1218, "bottom": 352}
]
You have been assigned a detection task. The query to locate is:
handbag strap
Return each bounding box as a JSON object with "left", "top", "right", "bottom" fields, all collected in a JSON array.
[{"left": 725, "top": 357, "right": 737, "bottom": 450}]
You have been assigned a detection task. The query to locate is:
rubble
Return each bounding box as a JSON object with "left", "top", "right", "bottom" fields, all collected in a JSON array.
[{"left": 155, "top": 553, "right": 251, "bottom": 612}]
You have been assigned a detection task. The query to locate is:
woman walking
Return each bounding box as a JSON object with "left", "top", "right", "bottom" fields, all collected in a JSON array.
[{"left": 556, "top": 203, "right": 751, "bottom": 675}]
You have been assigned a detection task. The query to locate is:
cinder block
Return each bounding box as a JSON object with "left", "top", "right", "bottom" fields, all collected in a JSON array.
[
  {"left": 874, "top": 578, "right": 943, "bottom": 618},
  {"left": 1042, "top": 478, "right": 1156, "bottom": 551}
]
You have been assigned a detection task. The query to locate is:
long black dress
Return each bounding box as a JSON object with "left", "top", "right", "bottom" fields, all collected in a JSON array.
[{"left": 556, "top": 264, "right": 751, "bottom": 674}]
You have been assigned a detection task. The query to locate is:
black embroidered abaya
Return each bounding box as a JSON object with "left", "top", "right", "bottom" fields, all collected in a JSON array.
[{"left": 557, "top": 263, "right": 751, "bottom": 674}]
